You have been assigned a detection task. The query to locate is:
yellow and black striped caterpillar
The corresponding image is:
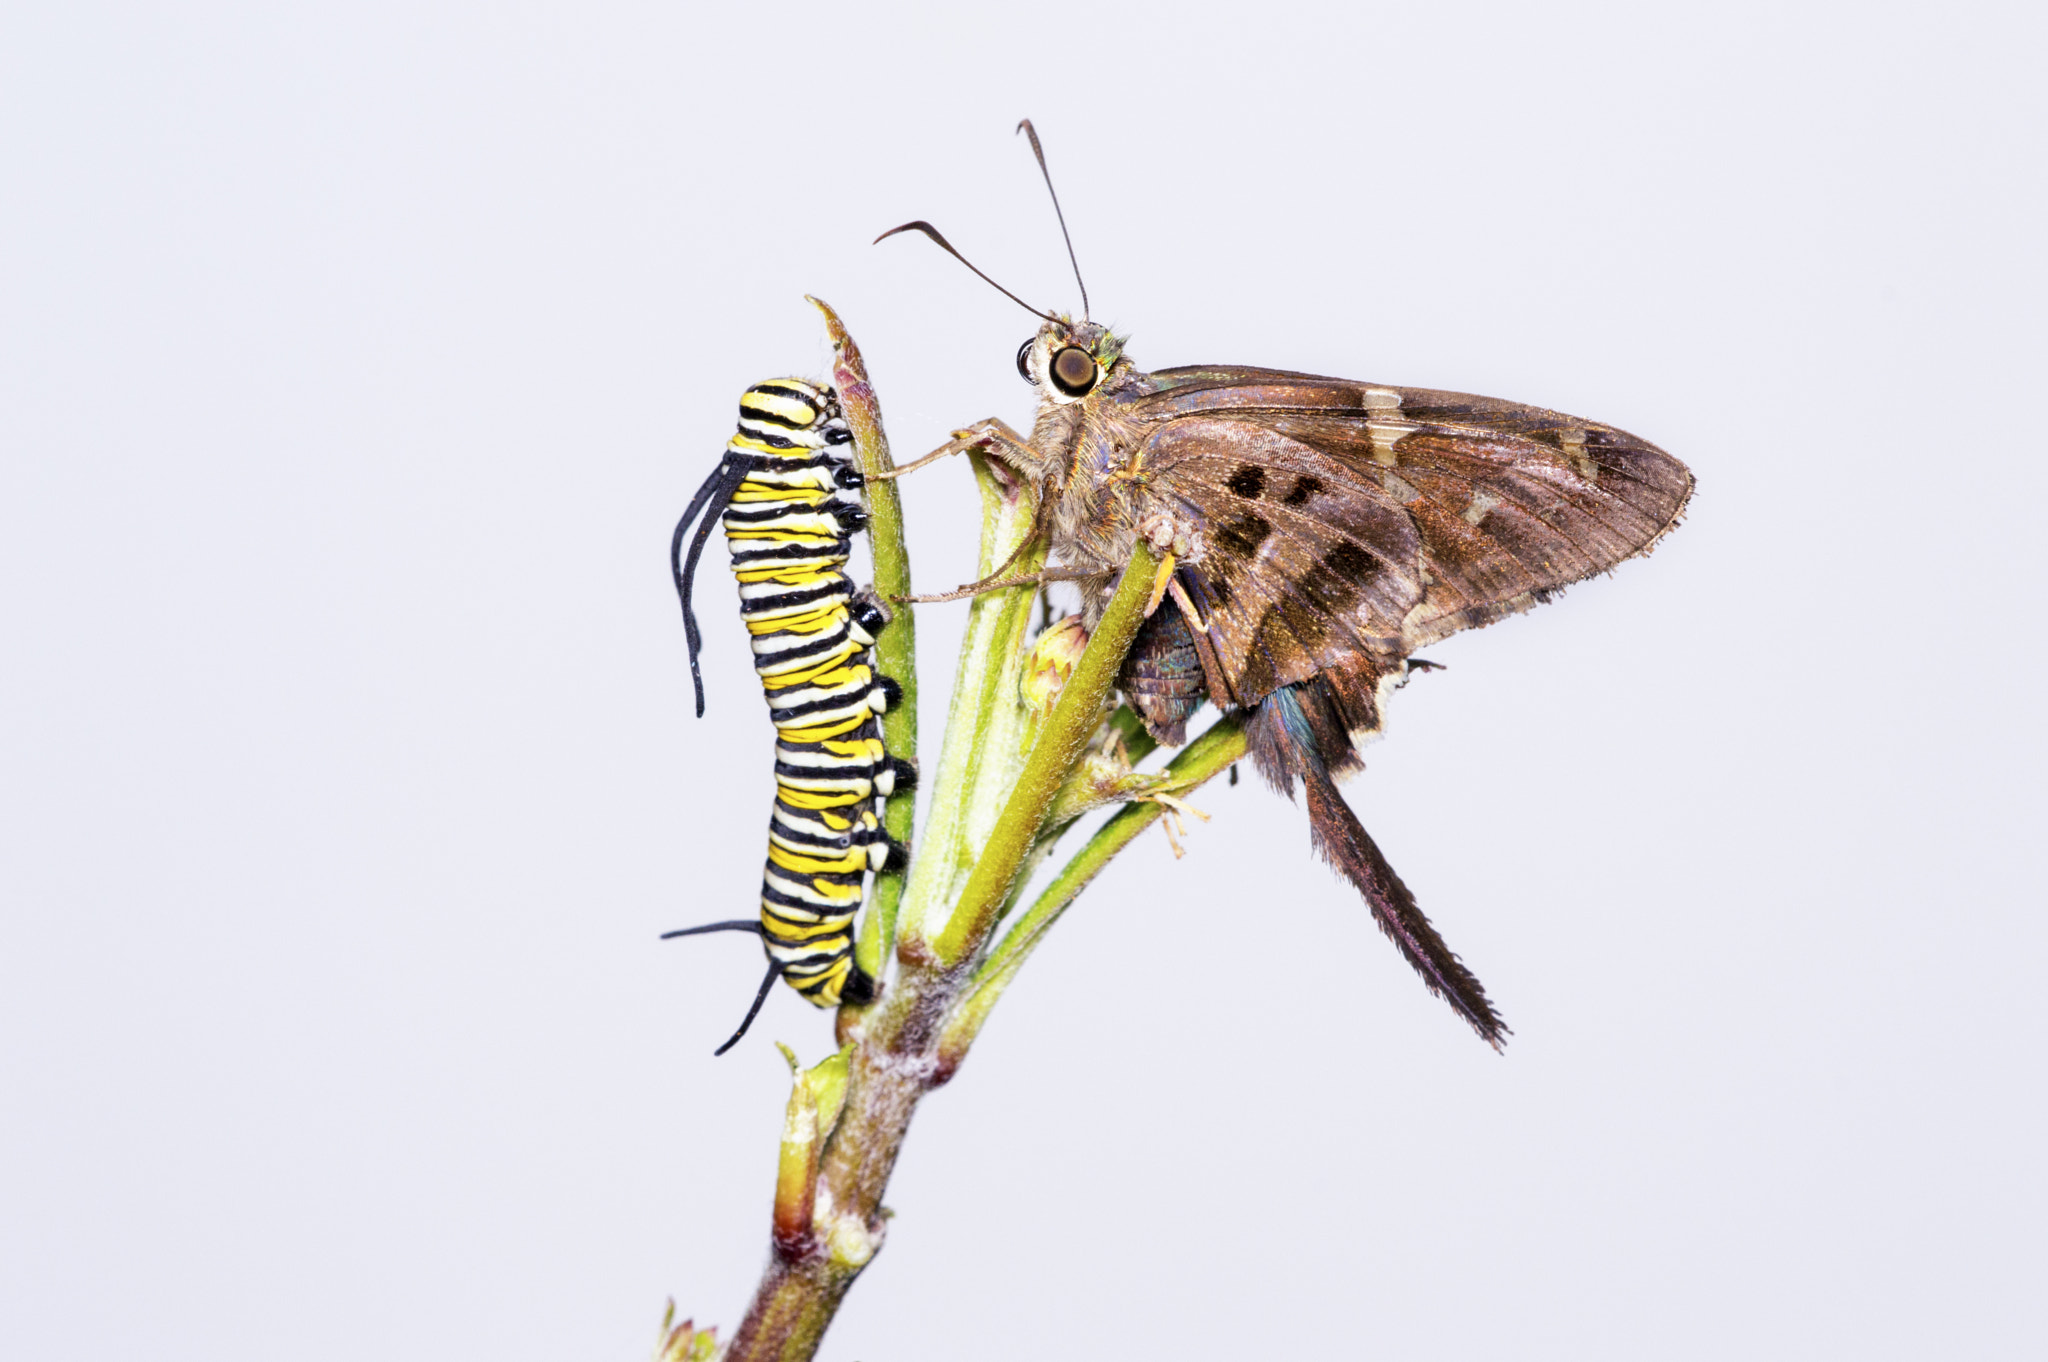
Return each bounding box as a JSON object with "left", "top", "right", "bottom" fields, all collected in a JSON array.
[{"left": 665, "top": 379, "right": 912, "bottom": 1054}]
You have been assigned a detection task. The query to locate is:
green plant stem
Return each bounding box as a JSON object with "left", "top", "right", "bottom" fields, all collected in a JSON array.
[
  {"left": 928, "top": 543, "right": 1159, "bottom": 968},
  {"left": 714, "top": 317, "right": 1195, "bottom": 1362},
  {"left": 808, "top": 298, "right": 917, "bottom": 984},
  {"left": 938, "top": 714, "right": 1248, "bottom": 1069},
  {"left": 1105, "top": 703, "right": 1160, "bottom": 766},
  {"left": 722, "top": 546, "right": 1156, "bottom": 1362},
  {"left": 889, "top": 456, "right": 1043, "bottom": 966}
]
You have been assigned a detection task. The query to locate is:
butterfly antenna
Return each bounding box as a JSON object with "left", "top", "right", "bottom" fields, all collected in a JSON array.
[
  {"left": 875, "top": 221, "right": 1057, "bottom": 322},
  {"left": 1015, "top": 119, "right": 1089, "bottom": 321}
]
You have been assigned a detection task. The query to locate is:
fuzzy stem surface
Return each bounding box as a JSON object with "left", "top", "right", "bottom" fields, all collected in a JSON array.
[
  {"left": 928, "top": 542, "right": 1159, "bottom": 968},
  {"left": 940, "top": 714, "right": 1248, "bottom": 1067},
  {"left": 889, "top": 456, "right": 1043, "bottom": 965}
]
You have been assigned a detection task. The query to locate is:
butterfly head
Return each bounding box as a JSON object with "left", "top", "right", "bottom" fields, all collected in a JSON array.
[{"left": 1016, "top": 317, "right": 1128, "bottom": 407}]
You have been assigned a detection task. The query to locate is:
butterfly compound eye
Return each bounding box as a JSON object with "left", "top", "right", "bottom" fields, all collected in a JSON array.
[
  {"left": 1015, "top": 339, "right": 1035, "bottom": 383},
  {"left": 1050, "top": 345, "right": 1096, "bottom": 396}
]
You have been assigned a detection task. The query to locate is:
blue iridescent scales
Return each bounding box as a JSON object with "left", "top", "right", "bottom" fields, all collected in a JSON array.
[{"left": 666, "top": 379, "right": 911, "bottom": 1055}]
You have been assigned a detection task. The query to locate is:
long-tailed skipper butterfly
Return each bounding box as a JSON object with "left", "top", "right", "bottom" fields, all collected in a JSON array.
[{"left": 879, "top": 122, "right": 1694, "bottom": 1049}]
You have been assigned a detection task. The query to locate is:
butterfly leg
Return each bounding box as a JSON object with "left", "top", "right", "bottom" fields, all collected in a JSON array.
[
  {"left": 895, "top": 566, "right": 1096, "bottom": 604},
  {"left": 896, "top": 494, "right": 1074, "bottom": 603},
  {"left": 1142, "top": 551, "right": 1177, "bottom": 617},
  {"left": 1166, "top": 576, "right": 1208, "bottom": 632},
  {"left": 1145, "top": 790, "right": 1212, "bottom": 860},
  {"left": 869, "top": 418, "right": 1036, "bottom": 481}
]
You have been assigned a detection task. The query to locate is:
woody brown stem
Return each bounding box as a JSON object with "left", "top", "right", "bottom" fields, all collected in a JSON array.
[{"left": 724, "top": 990, "right": 937, "bottom": 1361}]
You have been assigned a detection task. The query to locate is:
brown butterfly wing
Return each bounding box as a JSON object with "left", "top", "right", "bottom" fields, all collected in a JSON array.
[
  {"left": 1130, "top": 368, "right": 1692, "bottom": 699},
  {"left": 1138, "top": 417, "right": 1425, "bottom": 706}
]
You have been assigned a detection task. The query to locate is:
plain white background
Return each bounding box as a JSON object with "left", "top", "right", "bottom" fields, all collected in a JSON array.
[{"left": 4, "top": 3, "right": 2042, "bottom": 1358}]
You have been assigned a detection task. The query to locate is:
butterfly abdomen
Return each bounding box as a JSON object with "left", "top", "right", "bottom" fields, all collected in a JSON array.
[{"left": 1119, "top": 600, "right": 1206, "bottom": 747}]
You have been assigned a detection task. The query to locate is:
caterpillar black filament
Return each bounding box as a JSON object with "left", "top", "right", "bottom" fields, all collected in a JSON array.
[{"left": 665, "top": 379, "right": 912, "bottom": 1055}]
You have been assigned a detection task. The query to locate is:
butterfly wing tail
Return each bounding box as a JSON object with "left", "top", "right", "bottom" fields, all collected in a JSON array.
[
  {"left": 1249, "top": 682, "right": 1509, "bottom": 1050},
  {"left": 1299, "top": 769, "right": 1509, "bottom": 1050}
]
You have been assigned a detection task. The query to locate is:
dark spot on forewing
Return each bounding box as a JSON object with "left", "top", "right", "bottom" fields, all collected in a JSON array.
[
  {"left": 1234, "top": 597, "right": 1325, "bottom": 701},
  {"left": 1324, "top": 540, "right": 1379, "bottom": 585},
  {"left": 1297, "top": 540, "right": 1378, "bottom": 614},
  {"left": 1282, "top": 475, "right": 1323, "bottom": 507},
  {"left": 1254, "top": 598, "right": 1328, "bottom": 661},
  {"left": 1236, "top": 640, "right": 1275, "bottom": 700},
  {"left": 1217, "top": 513, "right": 1273, "bottom": 560},
  {"left": 1295, "top": 568, "right": 1355, "bottom": 618},
  {"left": 1279, "top": 597, "right": 1329, "bottom": 649},
  {"left": 1227, "top": 465, "right": 1267, "bottom": 500}
]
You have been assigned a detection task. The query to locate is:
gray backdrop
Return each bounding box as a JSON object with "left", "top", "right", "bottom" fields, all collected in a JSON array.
[{"left": 4, "top": 3, "right": 2042, "bottom": 1359}]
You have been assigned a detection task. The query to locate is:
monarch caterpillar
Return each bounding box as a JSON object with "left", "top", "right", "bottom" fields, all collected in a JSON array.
[{"left": 666, "top": 378, "right": 912, "bottom": 1055}]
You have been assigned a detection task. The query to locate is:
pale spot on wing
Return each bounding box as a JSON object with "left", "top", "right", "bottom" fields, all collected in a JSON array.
[
  {"left": 1368, "top": 420, "right": 1417, "bottom": 467},
  {"left": 1559, "top": 427, "right": 1599, "bottom": 481},
  {"left": 1383, "top": 470, "right": 1422, "bottom": 503},
  {"left": 1463, "top": 490, "right": 1502, "bottom": 526},
  {"left": 1361, "top": 387, "right": 1404, "bottom": 413},
  {"left": 1349, "top": 663, "right": 1414, "bottom": 749}
]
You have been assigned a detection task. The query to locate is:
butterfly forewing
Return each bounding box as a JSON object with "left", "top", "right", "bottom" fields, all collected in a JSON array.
[
  {"left": 1123, "top": 368, "right": 1692, "bottom": 681},
  {"left": 1142, "top": 419, "right": 1424, "bottom": 704}
]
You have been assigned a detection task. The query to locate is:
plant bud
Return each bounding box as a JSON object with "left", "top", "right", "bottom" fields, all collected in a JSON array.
[
  {"left": 653, "top": 1301, "right": 719, "bottom": 1362},
  {"left": 1020, "top": 614, "right": 1090, "bottom": 722}
]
